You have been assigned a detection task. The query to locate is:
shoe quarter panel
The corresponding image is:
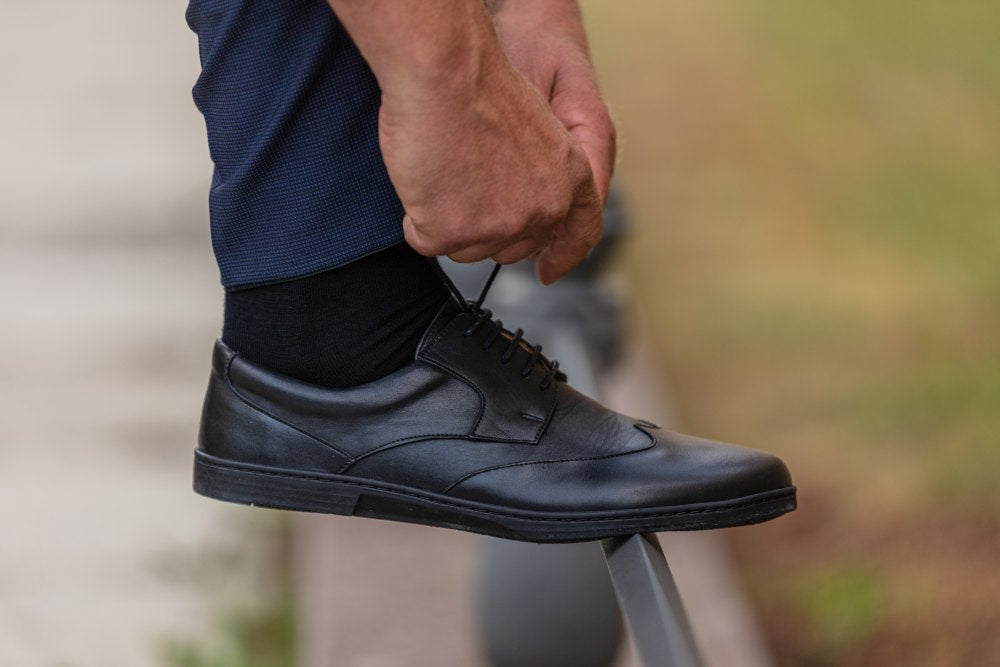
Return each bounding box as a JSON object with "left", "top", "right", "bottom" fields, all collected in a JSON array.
[
  {"left": 344, "top": 437, "right": 536, "bottom": 493},
  {"left": 228, "top": 358, "right": 482, "bottom": 459}
]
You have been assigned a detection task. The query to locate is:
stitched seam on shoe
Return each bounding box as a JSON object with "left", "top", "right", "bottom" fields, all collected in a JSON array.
[
  {"left": 417, "top": 314, "right": 496, "bottom": 437},
  {"left": 421, "top": 354, "right": 556, "bottom": 443},
  {"left": 425, "top": 356, "right": 532, "bottom": 441},
  {"left": 533, "top": 379, "right": 560, "bottom": 441},
  {"left": 418, "top": 315, "right": 559, "bottom": 443},
  {"left": 349, "top": 422, "right": 550, "bottom": 466},
  {"left": 198, "top": 457, "right": 792, "bottom": 522},
  {"left": 441, "top": 430, "right": 657, "bottom": 494},
  {"left": 414, "top": 299, "right": 459, "bottom": 352},
  {"left": 346, "top": 433, "right": 468, "bottom": 465},
  {"left": 224, "top": 354, "right": 352, "bottom": 460},
  {"left": 414, "top": 357, "right": 490, "bottom": 437},
  {"left": 224, "top": 351, "right": 539, "bottom": 470},
  {"left": 420, "top": 310, "right": 462, "bottom": 356}
]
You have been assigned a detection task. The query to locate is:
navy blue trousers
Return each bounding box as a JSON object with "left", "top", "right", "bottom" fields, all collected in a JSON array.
[{"left": 186, "top": 0, "right": 404, "bottom": 288}]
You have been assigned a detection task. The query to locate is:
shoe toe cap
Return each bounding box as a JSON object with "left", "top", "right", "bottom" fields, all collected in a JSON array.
[
  {"left": 659, "top": 433, "right": 793, "bottom": 503},
  {"left": 446, "top": 430, "right": 793, "bottom": 514}
]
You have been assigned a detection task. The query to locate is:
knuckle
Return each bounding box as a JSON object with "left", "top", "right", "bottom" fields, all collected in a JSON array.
[
  {"left": 441, "top": 215, "right": 467, "bottom": 240},
  {"left": 439, "top": 236, "right": 467, "bottom": 256},
  {"left": 540, "top": 193, "right": 571, "bottom": 223},
  {"left": 486, "top": 215, "right": 524, "bottom": 243},
  {"left": 504, "top": 214, "right": 530, "bottom": 238}
]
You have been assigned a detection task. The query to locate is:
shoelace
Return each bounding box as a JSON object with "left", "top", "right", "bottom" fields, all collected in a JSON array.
[{"left": 432, "top": 260, "right": 563, "bottom": 391}]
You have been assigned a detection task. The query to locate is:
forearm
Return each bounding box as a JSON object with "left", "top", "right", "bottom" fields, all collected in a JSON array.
[
  {"left": 326, "top": 0, "right": 504, "bottom": 99},
  {"left": 487, "top": 0, "right": 595, "bottom": 103},
  {"left": 489, "top": 0, "right": 614, "bottom": 204},
  {"left": 489, "top": 0, "right": 590, "bottom": 52}
]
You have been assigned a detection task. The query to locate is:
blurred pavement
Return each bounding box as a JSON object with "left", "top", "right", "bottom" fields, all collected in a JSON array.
[
  {"left": 1, "top": 2, "right": 260, "bottom": 665},
  {"left": 0, "top": 242, "right": 269, "bottom": 666}
]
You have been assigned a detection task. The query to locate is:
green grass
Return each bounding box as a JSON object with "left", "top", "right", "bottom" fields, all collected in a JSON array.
[
  {"left": 583, "top": 0, "right": 1000, "bottom": 663},
  {"left": 159, "top": 515, "right": 296, "bottom": 667},
  {"left": 161, "top": 595, "right": 296, "bottom": 667},
  {"left": 788, "top": 565, "right": 888, "bottom": 661}
]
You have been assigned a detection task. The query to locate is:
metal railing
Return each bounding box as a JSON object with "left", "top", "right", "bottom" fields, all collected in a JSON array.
[{"left": 604, "top": 534, "right": 703, "bottom": 666}]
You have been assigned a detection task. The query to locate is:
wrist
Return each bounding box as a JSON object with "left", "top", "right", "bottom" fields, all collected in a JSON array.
[
  {"left": 331, "top": 0, "right": 507, "bottom": 103},
  {"left": 490, "top": 0, "right": 590, "bottom": 54},
  {"left": 393, "top": 19, "right": 498, "bottom": 93}
]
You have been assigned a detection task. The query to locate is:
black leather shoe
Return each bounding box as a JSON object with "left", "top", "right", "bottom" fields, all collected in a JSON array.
[{"left": 194, "top": 296, "right": 795, "bottom": 543}]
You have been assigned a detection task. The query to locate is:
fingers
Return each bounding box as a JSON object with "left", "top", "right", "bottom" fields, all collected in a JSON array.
[
  {"left": 409, "top": 202, "right": 597, "bottom": 280},
  {"left": 446, "top": 239, "right": 540, "bottom": 265},
  {"left": 447, "top": 243, "right": 505, "bottom": 264},
  {"left": 533, "top": 136, "right": 605, "bottom": 284},
  {"left": 405, "top": 213, "right": 547, "bottom": 265},
  {"left": 555, "top": 86, "right": 615, "bottom": 204},
  {"left": 404, "top": 214, "right": 502, "bottom": 260},
  {"left": 406, "top": 148, "right": 601, "bottom": 283},
  {"left": 403, "top": 214, "right": 437, "bottom": 256},
  {"left": 535, "top": 184, "right": 603, "bottom": 285},
  {"left": 549, "top": 66, "right": 617, "bottom": 205},
  {"left": 491, "top": 237, "right": 544, "bottom": 265}
]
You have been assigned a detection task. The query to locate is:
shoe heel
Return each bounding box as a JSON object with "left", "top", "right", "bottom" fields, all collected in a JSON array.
[{"left": 193, "top": 452, "right": 361, "bottom": 516}]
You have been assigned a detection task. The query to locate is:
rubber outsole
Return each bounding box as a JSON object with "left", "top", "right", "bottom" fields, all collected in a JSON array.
[{"left": 193, "top": 450, "right": 797, "bottom": 543}]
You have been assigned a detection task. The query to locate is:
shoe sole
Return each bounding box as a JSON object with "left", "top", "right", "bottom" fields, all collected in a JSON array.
[{"left": 193, "top": 450, "right": 796, "bottom": 543}]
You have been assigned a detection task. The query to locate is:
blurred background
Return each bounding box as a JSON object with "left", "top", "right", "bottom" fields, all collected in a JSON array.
[{"left": 1, "top": 0, "right": 997, "bottom": 665}]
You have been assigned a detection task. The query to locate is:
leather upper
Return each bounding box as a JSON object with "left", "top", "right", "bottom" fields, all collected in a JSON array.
[{"left": 199, "top": 296, "right": 792, "bottom": 513}]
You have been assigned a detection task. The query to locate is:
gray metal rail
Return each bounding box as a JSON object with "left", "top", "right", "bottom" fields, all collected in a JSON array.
[{"left": 603, "top": 534, "right": 704, "bottom": 667}]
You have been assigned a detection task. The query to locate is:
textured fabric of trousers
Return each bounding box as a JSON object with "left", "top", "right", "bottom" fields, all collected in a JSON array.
[{"left": 186, "top": 0, "right": 404, "bottom": 288}]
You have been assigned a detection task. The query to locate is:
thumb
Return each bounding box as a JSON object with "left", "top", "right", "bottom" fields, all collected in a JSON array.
[
  {"left": 567, "top": 121, "right": 614, "bottom": 205},
  {"left": 551, "top": 75, "right": 616, "bottom": 204}
]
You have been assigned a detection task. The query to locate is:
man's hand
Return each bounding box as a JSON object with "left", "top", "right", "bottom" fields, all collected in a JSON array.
[
  {"left": 379, "top": 47, "right": 602, "bottom": 280},
  {"left": 328, "top": 0, "right": 606, "bottom": 283},
  {"left": 490, "top": 0, "right": 616, "bottom": 206}
]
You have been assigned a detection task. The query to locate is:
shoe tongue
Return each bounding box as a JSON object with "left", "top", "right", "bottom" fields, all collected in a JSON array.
[{"left": 415, "top": 294, "right": 468, "bottom": 357}]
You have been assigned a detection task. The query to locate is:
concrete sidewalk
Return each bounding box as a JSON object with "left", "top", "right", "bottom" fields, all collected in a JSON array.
[
  {"left": 1, "top": 3, "right": 280, "bottom": 663},
  {"left": 0, "top": 241, "right": 269, "bottom": 666}
]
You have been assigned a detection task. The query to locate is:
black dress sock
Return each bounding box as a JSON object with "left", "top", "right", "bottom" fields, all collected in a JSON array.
[{"left": 222, "top": 242, "right": 450, "bottom": 387}]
